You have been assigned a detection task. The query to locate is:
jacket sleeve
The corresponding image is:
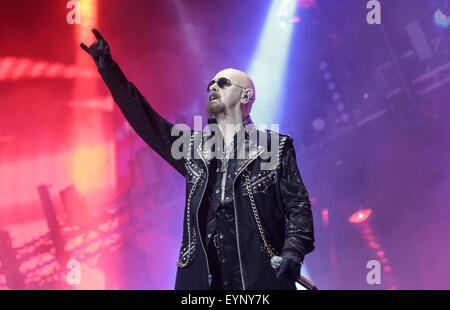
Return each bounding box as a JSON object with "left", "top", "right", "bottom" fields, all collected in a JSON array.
[
  {"left": 98, "top": 60, "right": 187, "bottom": 176},
  {"left": 279, "top": 137, "right": 315, "bottom": 262}
]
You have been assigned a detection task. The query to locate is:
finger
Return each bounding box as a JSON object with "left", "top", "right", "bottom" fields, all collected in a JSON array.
[
  {"left": 92, "top": 28, "right": 106, "bottom": 43},
  {"left": 80, "top": 43, "right": 91, "bottom": 55},
  {"left": 276, "top": 262, "right": 288, "bottom": 278}
]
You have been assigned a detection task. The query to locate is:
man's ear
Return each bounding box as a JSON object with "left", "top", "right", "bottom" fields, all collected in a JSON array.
[{"left": 241, "top": 89, "right": 254, "bottom": 104}]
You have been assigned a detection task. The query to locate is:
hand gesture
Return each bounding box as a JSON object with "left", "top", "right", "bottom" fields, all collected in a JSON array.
[{"left": 80, "top": 29, "right": 112, "bottom": 71}]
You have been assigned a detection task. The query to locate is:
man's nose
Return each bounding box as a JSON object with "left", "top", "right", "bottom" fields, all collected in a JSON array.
[{"left": 210, "top": 82, "right": 219, "bottom": 93}]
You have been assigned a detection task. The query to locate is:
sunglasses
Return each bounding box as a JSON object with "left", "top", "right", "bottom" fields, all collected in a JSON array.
[{"left": 207, "top": 77, "right": 246, "bottom": 93}]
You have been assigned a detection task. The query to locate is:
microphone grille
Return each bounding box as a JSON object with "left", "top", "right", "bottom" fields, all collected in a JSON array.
[{"left": 270, "top": 256, "right": 283, "bottom": 269}]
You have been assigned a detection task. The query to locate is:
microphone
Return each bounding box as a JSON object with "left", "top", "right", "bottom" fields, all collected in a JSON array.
[{"left": 270, "top": 256, "right": 318, "bottom": 290}]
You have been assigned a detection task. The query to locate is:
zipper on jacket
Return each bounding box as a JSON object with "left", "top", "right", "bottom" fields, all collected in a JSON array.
[
  {"left": 197, "top": 152, "right": 212, "bottom": 288},
  {"left": 232, "top": 147, "right": 265, "bottom": 290},
  {"left": 220, "top": 170, "right": 227, "bottom": 202}
]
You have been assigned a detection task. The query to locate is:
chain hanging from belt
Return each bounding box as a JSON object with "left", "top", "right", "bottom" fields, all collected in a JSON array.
[
  {"left": 176, "top": 170, "right": 203, "bottom": 268},
  {"left": 244, "top": 172, "right": 279, "bottom": 259}
]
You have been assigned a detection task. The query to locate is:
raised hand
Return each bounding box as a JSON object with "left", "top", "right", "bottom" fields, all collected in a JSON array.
[{"left": 80, "top": 29, "right": 112, "bottom": 71}]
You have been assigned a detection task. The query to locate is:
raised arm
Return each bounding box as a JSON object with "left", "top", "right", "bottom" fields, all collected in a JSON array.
[{"left": 81, "top": 29, "right": 187, "bottom": 176}]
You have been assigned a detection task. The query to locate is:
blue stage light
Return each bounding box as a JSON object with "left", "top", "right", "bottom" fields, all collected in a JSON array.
[
  {"left": 433, "top": 8, "right": 450, "bottom": 28},
  {"left": 247, "top": 0, "right": 297, "bottom": 128}
]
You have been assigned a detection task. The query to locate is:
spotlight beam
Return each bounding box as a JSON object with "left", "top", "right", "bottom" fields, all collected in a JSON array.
[{"left": 247, "top": 0, "right": 297, "bottom": 128}]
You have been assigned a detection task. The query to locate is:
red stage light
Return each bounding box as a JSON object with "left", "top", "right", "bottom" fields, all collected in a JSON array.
[
  {"left": 368, "top": 241, "right": 380, "bottom": 249},
  {"left": 321, "top": 208, "right": 329, "bottom": 226},
  {"left": 348, "top": 208, "right": 372, "bottom": 223},
  {"left": 0, "top": 57, "right": 96, "bottom": 81}
]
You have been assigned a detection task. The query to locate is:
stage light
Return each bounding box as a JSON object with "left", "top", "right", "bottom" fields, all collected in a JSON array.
[
  {"left": 433, "top": 8, "right": 450, "bottom": 28},
  {"left": 312, "top": 118, "right": 325, "bottom": 131},
  {"left": 247, "top": 0, "right": 297, "bottom": 127},
  {"left": 368, "top": 241, "right": 380, "bottom": 249},
  {"left": 78, "top": 0, "right": 98, "bottom": 42},
  {"left": 70, "top": 143, "right": 115, "bottom": 193},
  {"left": 0, "top": 57, "right": 95, "bottom": 81},
  {"left": 321, "top": 208, "right": 329, "bottom": 227},
  {"left": 248, "top": 1, "right": 313, "bottom": 289},
  {"left": 332, "top": 92, "right": 341, "bottom": 101},
  {"left": 348, "top": 208, "right": 372, "bottom": 223}
]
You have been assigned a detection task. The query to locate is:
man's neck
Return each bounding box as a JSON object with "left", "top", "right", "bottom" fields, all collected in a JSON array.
[{"left": 216, "top": 114, "right": 246, "bottom": 146}]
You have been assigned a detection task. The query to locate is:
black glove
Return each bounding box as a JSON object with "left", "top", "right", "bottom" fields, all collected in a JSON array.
[
  {"left": 275, "top": 251, "right": 302, "bottom": 284},
  {"left": 80, "top": 28, "right": 113, "bottom": 71}
]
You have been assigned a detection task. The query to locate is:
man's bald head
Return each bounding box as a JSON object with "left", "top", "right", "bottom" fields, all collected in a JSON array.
[
  {"left": 213, "top": 68, "right": 255, "bottom": 96},
  {"left": 206, "top": 68, "right": 256, "bottom": 120}
]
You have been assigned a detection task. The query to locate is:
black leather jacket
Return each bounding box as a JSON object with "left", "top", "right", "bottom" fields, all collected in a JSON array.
[{"left": 99, "top": 61, "right": 315, "bottom": 290}]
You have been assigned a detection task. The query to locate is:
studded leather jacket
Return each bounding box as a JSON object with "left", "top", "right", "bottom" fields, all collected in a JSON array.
[{"left": 99, "top": 61, "right": 315, "bottom": 290}]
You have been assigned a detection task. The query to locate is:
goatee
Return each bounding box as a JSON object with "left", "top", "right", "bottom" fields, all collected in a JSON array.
[{"left": 206, "top": 100, "right": 226, "bottom": 117}]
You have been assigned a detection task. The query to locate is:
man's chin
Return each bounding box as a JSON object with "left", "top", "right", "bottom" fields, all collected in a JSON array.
[{"left": 206, "top": 101, "right": 225, "bottom": 117}]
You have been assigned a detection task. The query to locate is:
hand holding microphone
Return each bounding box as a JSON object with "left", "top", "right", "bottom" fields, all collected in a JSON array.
[{"left": 271, "top": 253, "right": 318, "bottom": 290}]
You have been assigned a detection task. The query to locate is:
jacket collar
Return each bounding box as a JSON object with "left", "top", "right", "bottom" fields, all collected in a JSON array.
[
  {"left": 197, "top": 115, "right": 264, "bottom": 175},
  {"left": 206, "top": 114, "right": 253, "bottom": 126}
]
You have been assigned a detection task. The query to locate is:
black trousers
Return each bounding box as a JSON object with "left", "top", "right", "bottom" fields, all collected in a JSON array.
[{"left": 207, "top": 205, "right": 243, "bottom": 290}]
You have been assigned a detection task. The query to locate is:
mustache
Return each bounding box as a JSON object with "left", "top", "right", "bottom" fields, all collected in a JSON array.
[{"left": 209, "top": 92, "right": 220, "bottom": 101}]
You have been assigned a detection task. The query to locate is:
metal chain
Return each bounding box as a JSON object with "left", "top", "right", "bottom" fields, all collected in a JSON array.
[
  {"left": 244, "top": 172, "right": 278, "bottom": 258},
  {"left": 177, "top": 170, "right": 202, "bottom": 267},
  {"left": 220, "top": 144, "right": 234, "bottom": 172}
]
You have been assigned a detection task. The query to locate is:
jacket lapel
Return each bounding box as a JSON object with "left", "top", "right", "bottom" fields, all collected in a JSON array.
[{"left": 195, "top": 116, "right": 265, "bottom": 176}]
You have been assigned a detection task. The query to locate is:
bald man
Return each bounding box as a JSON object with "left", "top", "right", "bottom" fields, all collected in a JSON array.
[{"left": 81, "top": 29, "right": 314, "bottom": 290}]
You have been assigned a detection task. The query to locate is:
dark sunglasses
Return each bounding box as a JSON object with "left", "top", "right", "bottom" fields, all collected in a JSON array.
[{"left": 207, "top": 77, "right": 246, "bottom": 93}]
